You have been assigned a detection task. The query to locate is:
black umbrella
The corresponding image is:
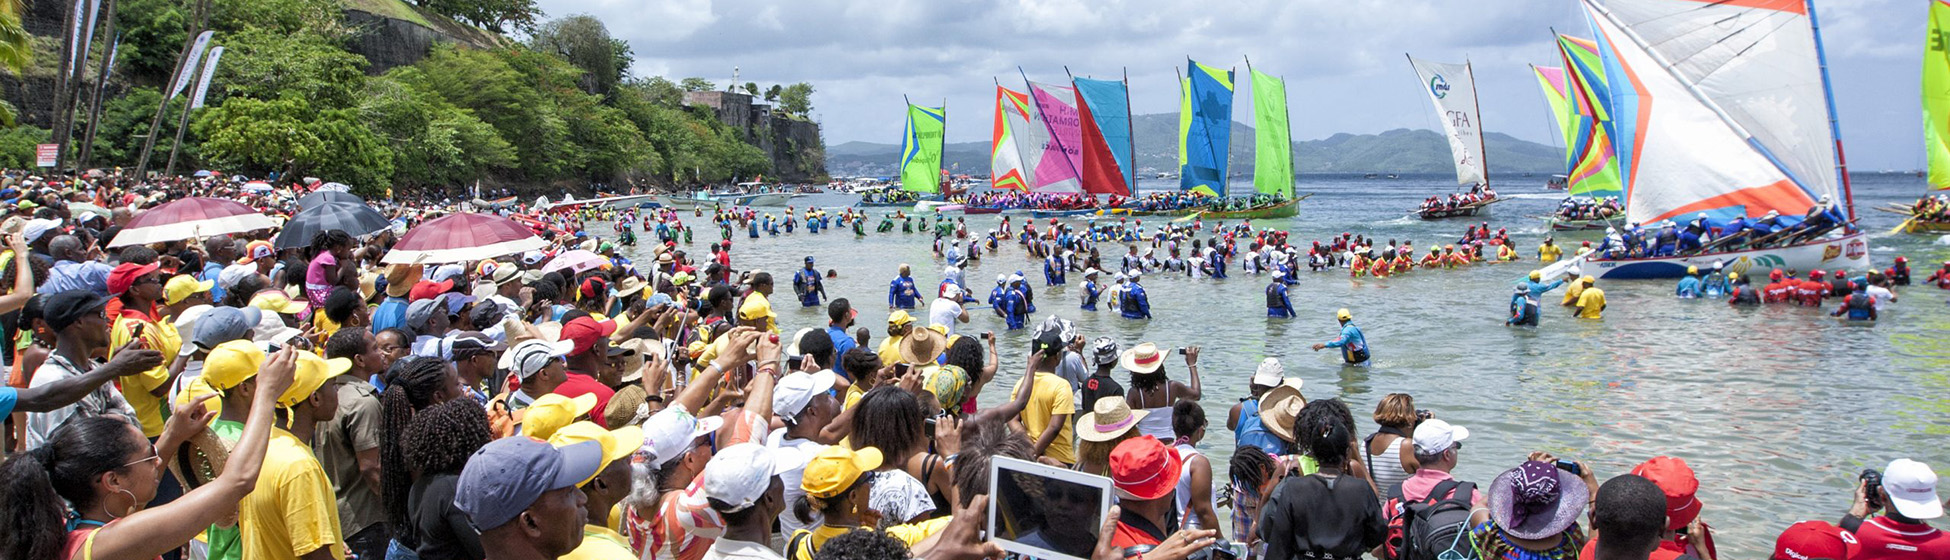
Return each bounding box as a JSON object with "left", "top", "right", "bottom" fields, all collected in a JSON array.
[
  {"left": 273, "top": 201, "right": 390, "bottom": 249},
  {"left": 296, "top": 190, "right": 363, "bottom": 210}
]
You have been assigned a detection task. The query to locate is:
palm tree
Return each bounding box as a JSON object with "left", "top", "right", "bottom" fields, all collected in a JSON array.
[{"left": 0, "top": 0, "right": 29, "bottom": 126}]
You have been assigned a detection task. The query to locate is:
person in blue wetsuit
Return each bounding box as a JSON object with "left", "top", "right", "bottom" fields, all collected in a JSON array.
[
  {"left": 1044, "top": 252, "right": 1067, "bottom": 286},
  {"left": 1120, "top": 272, "right": 1152, "bottom": 319},
  {"left": 1208, "top": 248, "right": 1228, "bottom": 279},
  {"left": 1013, "top": 271, "right": 1037, "bottom": 314},
  {"left": 1700, "top": 264, "right": 1730, "bottom": 298},
  {"left": 747, "top": 218, "right": 760, "bottom": 238},
  {"left": 1000, "top": 278, "right": 1029, "bottom": 330},
  {"left": 1311, "top": 308, "right": 1370, "bottom": 366},
  {"left": 1675, "top": 266, "right": 1703, "bottom": 299},
  {"left": 987, "top": 274, "right": 1007, "bottom": 315},
  {"left": 792, "top": 256, "right": 825, "bottom": 307},
  {"left": 1507, "top": 283, "right": 1540, "bottom": 326},
  {"left": 887, "top": 263, "right": 920, "bottom": 310},
  {"left": 1079, "top": 269, "right": 1102, "bottom": 311},
  {"left": 1266, "top": 276, "right": 1296, "bottom": 318}
]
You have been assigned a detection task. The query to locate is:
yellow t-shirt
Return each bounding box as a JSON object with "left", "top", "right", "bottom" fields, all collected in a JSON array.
[
  {"left": 1576, "top": 287, "right": 1607, "bottom": 319},
  {"left": 562, "top": 525, "right": 636, "bottom": 560},
  {"left": 1011, "top": 371, "right": 1076, "bottom": 465},
  {"left": 876, "top": 335, "right": 905, "bottom": 368},
  {"left": 239, "top": 429, "right": 345, "bottom": 560},
  {"left": 1561, "top": 280, "right": 1585, "bottom": 306},
  {"left": 737, "top": 293, "right": 777, "bottom": 333},
  {"left": 109, "top": 315, "right": 182, "bottom": 437},
  {"left": 802, "top": 517, "right": 953, "bottom": 553},
  {"left": 1538, "top": 244, "right": 1562, "bottom": 264}
]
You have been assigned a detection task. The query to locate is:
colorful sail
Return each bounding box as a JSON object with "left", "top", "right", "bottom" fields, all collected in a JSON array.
[
  {"left": 1181, "top": 59, "right": 1234, "bottom": 196},
  {"left": 1554, "top": 35, "right": 1625, "bottom": 200},
  {"left": 1026, "top": 80, "right": 1084, "bottom": 193},
  {"left": 991, "top": 86, "right": 1033, "bottom": 192},
  {"left": 1074, "top": 77, "right": 1134, "bottom": 196},
  {"left": 899, "top": 103, "right": 946, "bottom": 194},
  {"left": 1249, "top": 67, "right": 1293, "bottom": 198},
  {"left": 1583, "top": 0, "right": 1842, "bottom": 225},
  {"left": 1534, "top": 65, "right": 1577, "bottom": 173},
  {"left": 1928, "top": 0, "right": 1950, "bottom": 190},
  {"left": 1407, "top": 56, "right": 1487, "bottom": 187}
]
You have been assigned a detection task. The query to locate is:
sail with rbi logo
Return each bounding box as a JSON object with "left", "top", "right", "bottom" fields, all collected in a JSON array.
[{"left": 899, "top": 103, "right": 945, "bottom": 194}]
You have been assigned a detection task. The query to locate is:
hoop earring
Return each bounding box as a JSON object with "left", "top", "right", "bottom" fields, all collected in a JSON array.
[{"left": 107, "top": 488, "right": 138, "bottom": 520}]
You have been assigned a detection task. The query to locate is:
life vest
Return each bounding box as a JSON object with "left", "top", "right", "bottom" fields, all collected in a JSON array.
[
  {"left": 1844, "top": 293, "right": 1874, "bottom": 320},
  {"left": 1265, "top": 283, "right": 1286, "bottom": 310},
  {"left": 1730, "top": 286, "right": 1761, "bottom": 305}
]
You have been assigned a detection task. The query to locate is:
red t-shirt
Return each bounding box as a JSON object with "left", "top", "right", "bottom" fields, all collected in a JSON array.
[
  {"left": 552, "top": 372, "right": 616, "bottom": 427},
  {"left": 1856, "top": 517, "right": 1950, "bottom": 560}
]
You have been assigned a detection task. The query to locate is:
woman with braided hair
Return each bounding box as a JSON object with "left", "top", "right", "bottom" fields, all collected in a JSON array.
[
  {"left": 376, "top": 356, "right": 463, "bottom": 556},
  {"left": 399, "top": 398, "right": 493, "bottom": 560}
]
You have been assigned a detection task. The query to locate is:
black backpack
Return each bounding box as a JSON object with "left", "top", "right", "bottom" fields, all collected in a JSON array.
[{"left": 1388, "top": 480, "right": 1478, "bottom": 560}]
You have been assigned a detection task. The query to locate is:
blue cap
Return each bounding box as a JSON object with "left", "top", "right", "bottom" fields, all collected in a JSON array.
[
  {"left": 192, "top": 306, "right": 262, "bottom": 351},
  {"left": 805, "top": 256, "right": 815, "bottom": 264},
  {"left": 454, "top": 438, "right": 604, "bottom": 531}
]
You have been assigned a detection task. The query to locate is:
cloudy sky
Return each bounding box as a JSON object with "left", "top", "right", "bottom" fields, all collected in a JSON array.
[{"left": 536, "top": 0, "right": 1928, "bottom": 170}]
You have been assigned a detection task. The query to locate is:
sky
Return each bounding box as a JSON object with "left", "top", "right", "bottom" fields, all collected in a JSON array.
[{"left": 535, "top": 0, "right": 1929, "bottom": 171}]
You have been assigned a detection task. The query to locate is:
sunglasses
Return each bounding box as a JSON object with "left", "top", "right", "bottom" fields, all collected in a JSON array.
[{"left": 122, "top": 450, "right": 161, "bottom": 470}]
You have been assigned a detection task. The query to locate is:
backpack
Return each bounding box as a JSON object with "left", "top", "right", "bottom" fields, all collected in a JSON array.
[{"left": 1383, "top": 480, "right": 1478, "bottom": 560}]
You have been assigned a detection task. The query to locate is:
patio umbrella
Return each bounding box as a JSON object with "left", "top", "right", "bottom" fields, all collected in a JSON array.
[
  {"left": 297, "top": 190, "right": 362, "bottom": 210},
  {"left": 272, "top": 201, "right": 390, "bottom": 250},
  {"left": 542, "top": 249, "right": 608, "bottom": 273},
  {"left": 109, "top": 197, "right": 278, "bottom": 247},
  {"left": 241, "top": 181, "right": 274, "bottom": 193},
  {"left": 381, "top": 212, "right": 546, "bottom": 265},
  {"left": 68, "top": 202, "right": 112, "bottom": 221},
  {"left": 316, "top": 182, "right": 353, "bottom": 193}
]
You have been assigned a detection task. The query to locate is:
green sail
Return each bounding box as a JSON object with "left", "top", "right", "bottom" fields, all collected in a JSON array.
[
  {"left": 1250, "top": 68, "right": 1293, "bottom": 198},
  {"left": 1928, "top": 0, "right": 1950, "bottom": 190},
  {"left": 900, "top": 104, "right": 946, "bottom": 194}
]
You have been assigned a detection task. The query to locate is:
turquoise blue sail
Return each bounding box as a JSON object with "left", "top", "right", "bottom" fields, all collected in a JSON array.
[
  {"left": 1074, "top": 77, "right": 1135, "bottom": 194},
  {"left": 1181, "top": 60, "right": 1234, "bottom": 197}
]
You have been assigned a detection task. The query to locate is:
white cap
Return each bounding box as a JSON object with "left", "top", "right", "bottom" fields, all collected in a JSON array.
[
  {"left": 218, "top": 263, "right": 259, "bottom": 292},
  {"left": 1412, "top": 419, "right": 1470, "bottom": 455},
  {"left": 941, "top": 284, "right": 962, "bottom": 299},
  {"left": 504, "top": 338, "right": 574, "bottom": 378},
  {"left": 641, "top": 408, "right": 724, "bottom": 467},
  {"left": 1252, "top": 358, "right": 1283, "bottom": 387},
  {"left": 431, "top": 264, "right": 466, "bottom": 283},
  {"left": 522, "top": 250, "right": 546, "bottom": 266},
  {"left": 773, "top": 370, "right": 837, "bottom": 420},
  {"left": 22, "top": 218, "right": 62, "bottom": 244},
  {"left": 701, "top": 443, "right": 805, "bottom": 513},
  {"left": 1884, "top": 459, "right": 1943, "bottom": 520}
]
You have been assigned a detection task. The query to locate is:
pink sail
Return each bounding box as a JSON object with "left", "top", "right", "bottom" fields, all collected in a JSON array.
[{"left": 1027, "top": 81, "right": 1084, "bottom": 193}]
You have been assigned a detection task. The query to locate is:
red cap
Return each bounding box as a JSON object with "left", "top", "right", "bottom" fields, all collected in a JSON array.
[
  {"left": 1810, "top": 270, "right": 1825, "bottom": 279},
  {"left": 106, "top": 262, "right": 162, "bottom": 296},
  {"left": 409, "top": 280, "right": 454, "bottom": 302},
  {"left": 579, "top": 277, "right": 609, "bottom": 301},
  {"left": 1772, "top": 520, "right": 1858, "bottom": 560},
  {"left": 1770, "top": 269, "right": 1785, "bottom": 281},
  {"left": 561, "top": 316, "right": 617, "bottom": 357},
  {"left": 1109, "top": 437, "right": 1182, "bottom": 501},
  {"left": 1630, "top": 456, "right": 1700, "bottom": 530}
]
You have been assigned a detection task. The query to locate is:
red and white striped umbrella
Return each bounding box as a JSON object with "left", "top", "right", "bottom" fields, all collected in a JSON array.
[
  {"left": 109, "top": 197, "right": 280, "bottom": 247},
  {"left": 381, "top": 212, "right": 548, "bottom": 265}
]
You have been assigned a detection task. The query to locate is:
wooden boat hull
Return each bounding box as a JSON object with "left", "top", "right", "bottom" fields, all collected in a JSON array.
[
  {"left": 962, "top": 206, "right": 1004, "bottom": 215},
  {"left": 1546, "top": 217, "right": 1612, "bottom": 231},
  {"left": 1590, "top": 231, "right": 1869, "bottom": 280},
  {"left": 1901, "top": 220, "right": 1950, "bottom": 233},
  {"left": 1198, "top": 199, "right": 1301, "bottom": 219},
  {"left": 1417, "top": 201, "right": 1494, "bottom": 220}
]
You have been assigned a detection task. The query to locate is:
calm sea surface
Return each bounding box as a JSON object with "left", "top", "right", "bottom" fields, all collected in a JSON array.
[{"left": 629, "top": 173, "right": 1950, "bottom": 556}]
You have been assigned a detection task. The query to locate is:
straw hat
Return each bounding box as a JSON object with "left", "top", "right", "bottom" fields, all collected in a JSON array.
[
  {"left": 1256, "top": 379, "right": 1307, "bottom": 443},
  {"left": 898, "top": 326, "right": 948, "bottom": 364},
  {"left": 384, "top": 264, "right": 421, "bottom": 298},
  {"left": 169, "top": 428, "right": 233, "bottom": 491},
  {"left": 1119, "top": 342, "right": 1167, "bottom": 374},
  {"left": 1077, "top": 396, "right": 1148, "bottom": 442}
]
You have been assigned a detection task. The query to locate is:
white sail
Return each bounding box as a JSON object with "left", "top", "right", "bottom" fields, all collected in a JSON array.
[
  {"left": 1407, "top": 57, "right": 1487, "bottom": 187},
  {"left": 1583, "top": 0, "right": 1838, "bottom": 225}
]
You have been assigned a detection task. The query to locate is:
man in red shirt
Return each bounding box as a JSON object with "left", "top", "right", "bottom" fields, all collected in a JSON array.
[
  {"left": 1772, "top": 520, "right": 1858, "bottom": 560},
  {"left": 1763, "top": 269, "right": 1795, "bottom": 303},
  {"left": 555, "top": 314, "right": 618, "bottom": 427},
  {"left": 1844, "top": 459, "right": 1950, "bottom": 559},
  {"left": 1798, "top": 270, "right": 1829, "bottom": 307}
]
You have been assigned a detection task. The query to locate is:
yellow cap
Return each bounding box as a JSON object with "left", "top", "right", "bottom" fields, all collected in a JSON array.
[
  {"left": 802, "top": 445, "right": 883, "bottom": 499},
  {"left": 1581, "top": 275, "right": 1597, "bottom": 285},
  {"left": 202, "top": 340, "right": 265, "bottom": 392},
  {"left": 1687, "top": 266, "right": 1699, "bottom": 275},
  {"left": 524, "top": 393, "right": 598, "bottom": 440},
  {"left": 1729, "top": 272, "right": 1741, "bottom": 281},
  {"left": 888, "top": 310, "right": 913, "bottom": 326},
  {"left": 548, "top": 421, "right": 645, "bottom": 486},
  {"left": 250, "top": 290, "right": 309, "bottom": 315},
  {"left": 163, "top": 275, "right": 214, "bottom": 305},
  {"left": 279, "top": 352, "right": 351, "bottom": 407},
  {"left": 1528, "top": 270, "right": 1542, "bottom": 281},
  {"left": 1335, "top": 308, "right": 1352, "bottom": 322}
]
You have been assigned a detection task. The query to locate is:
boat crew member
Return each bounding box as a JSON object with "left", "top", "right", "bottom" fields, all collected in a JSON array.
[
  {"left": 1701, "top": 264, "right": 1729, "bottom": 298},
  {"left": 1538, "top": 236, "right": 1562, "bottom": 264},
  {"left": 1675, "top": 266, "right": 1703, "bottom": 299},
  {"left": 1508, "top": 284, "right": 1540, "bottom": 327},
  {"left": 1572, "top": 275, "right": 1606, "bottom": 319},
  {"left": 1014, "top": 271, "right": 1036, "bottom": 313},
  {"left": 1798, "top": 270, "right": 1829, "bottom": 307},
  {"left": 987, "top": 274, "right": 1007, "bottom": 313},
  {"left": 1266, "top": 276, "right": 1295, "bottom": 319},
  {"left": 793, "top": 256, "right": 825, "bottom": 308},
  {"left": 887, "top": 264, "right": 920, "bottom": 310},
  {"left": 1120, "top": 272, "right": 1152, "bottom": 320},
  {"left": 1727, "top": 273, "right": 1762, "bottom": 306},
  {"left": 1679, "top": 213, "right": 1710, "bottom": 253},
  {"left": 1044, "top": 252, "right": 1067, "bottom": 286},
  {"left": 1826, "top": 269, "right": 1853, "bottom": 297},
  {"left": 1762, "top": 269, "right": 1796, "bottom": 303},
  {"left": 1891, "top": 256, "right": 1911, "bottom": 286},
  {"left": 1310, "top": 308, "right": 1369, "bottom": 366},
  {"left": 1829, "top": 282, "right": 1877, "bottom": 322},
  {"left": 1000, "top": 277, "right": 1029, "bottom": 330},
  {"left": 1080, "top": 269, "right": 1102, "bottom": 311}
]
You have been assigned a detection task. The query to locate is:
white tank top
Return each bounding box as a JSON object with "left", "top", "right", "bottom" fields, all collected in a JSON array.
[
  {"left": 1173, "top": 442, "right": 1214, "bottom": 527},
  {"left": 1368, "top": 436, "right": 1411, "bottom": 498}
]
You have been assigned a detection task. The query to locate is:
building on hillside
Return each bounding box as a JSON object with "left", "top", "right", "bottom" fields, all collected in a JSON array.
[{"left": 683, "top": 91, "right": 826, "bottom": 182}]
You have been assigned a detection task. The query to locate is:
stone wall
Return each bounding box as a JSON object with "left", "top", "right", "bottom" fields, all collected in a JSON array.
[{"left": 683, "top": 90, "right": 826, "bottom": 182}]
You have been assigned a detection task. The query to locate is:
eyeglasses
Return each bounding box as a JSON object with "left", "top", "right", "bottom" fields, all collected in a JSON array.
[{"left": 122, "top": 451, "right": 161, "bottom": 470}]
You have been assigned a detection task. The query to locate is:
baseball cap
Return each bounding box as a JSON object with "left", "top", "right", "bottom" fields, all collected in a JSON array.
[
  {"left": 409, "top": 280, "right": 455, "bottom": 302},
  {"left": 448, "top": 331, "right": 507, "bottom": 359},
  {"left": 523, "top": 393, "right": 599, "bottom": 440},
  {"left": 190, "top": 306, "right": 263, "bottom": 353},
  {"left": 405, "top": 295, "right": 451, "bottom": 332},
  {"left": 1412, "top": 418, "right": 1470, "bottom": 455},
  {"left": 1110, "top": 437, "right": 1183, "bottom": 500},
  {"left": 1631, "top": 456, "right": 1701, "bottom": 530},
  {"left": 1883, "top": 458, "right": 1943, "bottom": 520},
  {"left": 560, "top": 316, "right": 617, "bottom": 357},
  {"left": 802, "top": 445, "right": 883, "bottom": 499},
  {"left": 430, "top": 264, "right": 465, "bottom": 284},
  {"left": 238, "top": 240, "right": 275, "bottom": 264},
  {"left": 888, "top": 310, "right": 914, "bottom": 327},
  {"left": 703, "top": 443, "right": 807, "bottom": 513},
  {"left": 640, "top": 407, "right": 724, "bottom": 468},
  {"left": 22, "top": 217, "right": 61, "bottom": 244},
  {"left": 1771, "top": 520, "right": 1859, "bottom": 560},
  {"left": 43, "top": 290, "right": 108, "bottom": 332},
  {"left": 455, "top": 437, "right": 604, "bottom": 531},
  {"left": 163, "top": 274, "right": 214, "bottom": 305},
  {"left": 279, "top": 352, "right": 351, "bottom": 407},
  {"left": 546, "top": 421, "right": 644, "bottom": 487},
  {"left": 201, "top": 340, "right": 267, "bottom": 392},
  {"left": 521, "top": 250, "right": 546, "bottom": 266},
  {"left": 505, "top": 338, "right": 574, "bottom": 379},
  {"left": 774, "top": 370, "right": 838, "bottom": 420},
  {"left": 249, "top": 290, "right": 308, "bottom": 315},
  {"left": 1252, "top": 358, "right": 1283, "bottom": 387},
  {"left": 106, "top": 262, "right": 162, "bottom": 297},
  {"left": 218, "top": 264, "right": 258, "bottom": 293}
]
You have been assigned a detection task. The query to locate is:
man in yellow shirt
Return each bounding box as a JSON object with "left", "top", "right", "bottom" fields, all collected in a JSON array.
[
  {"left": 1574, "top": 276, "right": 1607, "bottom": 319},
  {"left": 105, "top": 262, "right": 180, "bottom": 439},
  {"left": 552, "top": 421, "right": 645, "bottom": 560},
  {"left": 1538, "top": 237, "right": 1563, "bottom": 264},
  {"left": 877, "top": 311, "right": 914, "bottom": 367},
  {"left": 738, "top": 272, "right": 778, "bottom": 333},
  {"left": 1011, "top": 330, "right": 1075, "bottom": 465},
  {"left": 240, "top": 351, "right": 353, "bottom": 560}
]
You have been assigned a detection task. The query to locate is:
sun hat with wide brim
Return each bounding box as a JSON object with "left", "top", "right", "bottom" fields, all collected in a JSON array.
[
  {"left": 1488, "top": 460, "right": 1591, "bottom": 540},
  {"left": 1077, "top": 395, "right": 1149, "bottom": 442},
  {"left": 1256, "top": 379, "right": 1306, "bottom": 443},
  {"left": 898, "top": 325, "right": 948, "bottom": 365},
  {"left": 169, "top": 428, "right": 233, "bottom": 491},
  {"left": 1119, "top": 342, "right": 1167, "bottom": 374}
]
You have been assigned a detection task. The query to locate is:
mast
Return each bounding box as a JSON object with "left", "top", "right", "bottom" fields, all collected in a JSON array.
[
  {"left": 1804, "top": 0, "right": 1856, "bottom": 220},
  {"left": 1122, "top": 67, "right": 1134, "bottom": 194},
  {"left": 1467, "top": 59, "right": 1488, "bottom": 187}
]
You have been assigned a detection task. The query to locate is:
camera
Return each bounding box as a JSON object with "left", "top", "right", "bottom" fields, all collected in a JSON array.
[
  {"left": 1554, "top": 459, "right": 1582, "bottom": 476},
  {"left": 1416, "top": 409, "right": 1433, "bottom": 421},
  {"left": 1188, "top": 540, "right": 1242, "bottom": 560},
  {"left": 1862, "top": 469, "right": 1884, "bottom": 511}
]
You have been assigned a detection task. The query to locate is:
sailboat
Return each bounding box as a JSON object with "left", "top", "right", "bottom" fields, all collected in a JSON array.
[
  {"left": 1407, "top": 56, "right": 1501, "bottom": 219},
  {"left": 892, "top": 102, "right": 947, "bottom": 206},
  {"left": 1074, "top": 74, "right": 1135, "bottom": 199},
  {"left": 1891, "top": 0, "right": 1950, "bottom": 234},
  {"left": 1202, "top": 62, "right": 1301, "bottom": 220},
  {"left": 1537, "top": 34, "right": 1627, "bottom": 231},
  {"left": 990, "top": 85, "right": 1034, "bottom": 193},
  {"left": 1579, "top": 0, "right": 1868, "bottom": 279},
  {"left": 1180, "top": 59, "right": 1234, "bottom": 198}
]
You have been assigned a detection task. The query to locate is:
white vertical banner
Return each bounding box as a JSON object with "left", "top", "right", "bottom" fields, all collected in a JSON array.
[
  {"left": 168, "top": 31, "right": 214, "bottom": 99},
  {"left": 102, "top": 37, "right": 119, "bottom": 81},
  {"left": 189, "top": 46, "right": 223, "bottom": 109},
  {"left": 1407, "top": 56, "right": 1487, "bottom": 187},
  {"left": 70, "top": 0, "right": 102, "bottom": 73},
  {"left": 65, "top": 0, "right": 86, "bottom": 69}
]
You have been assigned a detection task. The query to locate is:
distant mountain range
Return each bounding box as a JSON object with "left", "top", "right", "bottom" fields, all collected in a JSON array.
[{"left": 826, "top": 113, "right": 1565, "bottom": 179}]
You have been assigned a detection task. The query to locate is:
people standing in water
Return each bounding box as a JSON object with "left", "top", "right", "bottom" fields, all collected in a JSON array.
[{"left": 1311, "top": 308, "right": 1370, "bottom": 366}]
